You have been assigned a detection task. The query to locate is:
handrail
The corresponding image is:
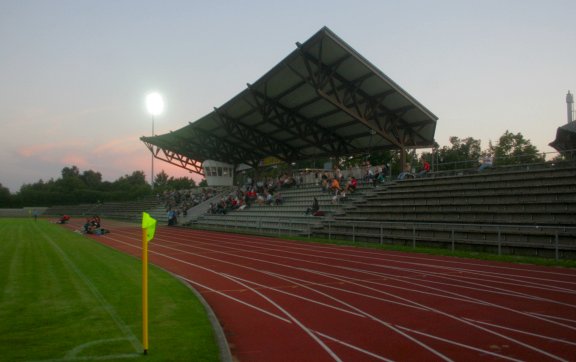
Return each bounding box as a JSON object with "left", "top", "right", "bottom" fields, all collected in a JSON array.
[
  {"left": 321, "top": 219, "right": 576, "bottom": 232},
  {"left": 315, "top": 219, "right": 576, "bottom": 260}
]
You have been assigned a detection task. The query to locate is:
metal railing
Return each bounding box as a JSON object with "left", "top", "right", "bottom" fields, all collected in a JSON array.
[{"left": 313, "top": 219, "right": 576, "bottom": 260}]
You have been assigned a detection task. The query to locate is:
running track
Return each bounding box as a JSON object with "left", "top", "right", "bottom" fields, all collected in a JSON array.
[{"left": 63, "top": 219, "right": 576, "bottom": 361}]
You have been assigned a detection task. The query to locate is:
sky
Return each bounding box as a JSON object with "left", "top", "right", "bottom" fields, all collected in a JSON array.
[{"left": 1, "top": 0, "right": 574, "bottom": 193}]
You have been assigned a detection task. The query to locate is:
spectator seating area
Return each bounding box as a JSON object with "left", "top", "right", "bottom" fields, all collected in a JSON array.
[
  {"left": 0, "top": 207, "right": 47, "bottom": 218},
  {"left": 42, "top": 187, "right": 230, "bottom": 224},
  {"left": 311, "top": 164, "right": 576, "bottom": 258},
  {"left": 189, "top": 179, "right": 372, "bottom": 236},
  {"left": 43, "top": 196, "right": 163, "bottom": 222}
]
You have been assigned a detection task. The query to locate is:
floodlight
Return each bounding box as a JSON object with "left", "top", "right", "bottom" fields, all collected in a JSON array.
[{"left": 146, "top": 92, "right": 164, "bottom": 116}]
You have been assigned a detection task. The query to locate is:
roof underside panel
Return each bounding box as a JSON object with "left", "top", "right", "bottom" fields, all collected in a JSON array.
[{"left": 141, "top": 26, "right": 438, "bottom": 170}]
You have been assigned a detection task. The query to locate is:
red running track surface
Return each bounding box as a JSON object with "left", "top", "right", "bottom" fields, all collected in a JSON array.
[{"left": 64, "top": 220, "right": 576, "bottom": 361}]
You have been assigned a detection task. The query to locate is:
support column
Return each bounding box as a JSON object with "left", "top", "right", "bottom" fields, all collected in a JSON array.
[{"left": 400, "top": 147, "right": 407, "bottom": 174}]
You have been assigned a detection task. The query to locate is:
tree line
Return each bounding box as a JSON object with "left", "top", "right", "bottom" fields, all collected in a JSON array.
[{"left": 0, "top": 166, "right": 204, "bottom": 208}]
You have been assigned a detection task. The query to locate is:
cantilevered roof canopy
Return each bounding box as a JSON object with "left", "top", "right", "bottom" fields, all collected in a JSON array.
[
  {"left": 141, "top": 26, "right": 438, "bottom": 174},
  {"left": 549, "top": 122, "right": 576, "bottom": 153}
]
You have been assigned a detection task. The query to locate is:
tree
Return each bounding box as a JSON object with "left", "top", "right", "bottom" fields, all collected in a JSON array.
[
  {"left": 80, "top": 170, "right": 103, "bottom": 189},
  {"left": 153, "top": 170, "right": 170, "bottom": 190},
  {"left": 490, "top": 131, "right": 544, "bottom": 165},
  {"left": 114, "top": 171, "right": 149, "bottom": 190},
  {"left": 167, "top": 176, "right": 196, "bottom": 190},
  {"left": 0, "top": 183, "right": 11, "bottom": 207},
  {"left": 56, "top": 166, "right": 84, "bottom": 191},
  {"left": 431, "top": 137, "right": 482, "bottom": 170}
]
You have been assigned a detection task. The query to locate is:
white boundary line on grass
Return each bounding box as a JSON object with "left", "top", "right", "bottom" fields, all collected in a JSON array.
[{"left": 36, "top": 224, "right": 141, "bottom": 355}]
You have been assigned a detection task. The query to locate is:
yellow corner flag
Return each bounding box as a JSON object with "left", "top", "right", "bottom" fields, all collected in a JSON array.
[
  {"left": 142, "top": 212, "right": 157, "bottom": 242},
  {"left": 141, "top": 212, "right": 156, "bottom": 355}
]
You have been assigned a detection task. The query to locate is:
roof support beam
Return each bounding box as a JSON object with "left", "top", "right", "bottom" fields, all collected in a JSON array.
[
  {"left": 180, "top": 127, "right": 264, "bottom": 168},
  {"left": 316, "top": 88, "right": 404, "bottom": 149},
  {"left": 142, "top": 140, "right": 205, "bottom": 176},
  {"left": 245, "top": 85, "right": 356, "bottom": 158},
  {"left": 294, "top": 42, "right": 434, "bottom": 148},
  {"left": 293, "top": 46, "right": 404, "bottom": 148},
  {"left": 213, "top": 107, "right": 301, "bottom": 162}
]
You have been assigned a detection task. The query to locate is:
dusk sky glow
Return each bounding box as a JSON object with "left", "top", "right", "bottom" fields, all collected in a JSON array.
[{"left": 1, "top": 0, "right": 574, "bottom": 192}]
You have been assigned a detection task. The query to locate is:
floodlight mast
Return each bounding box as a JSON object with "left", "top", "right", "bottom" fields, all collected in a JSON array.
[{"left": 146, "top": 92, "right": 164, "bottom": 189}]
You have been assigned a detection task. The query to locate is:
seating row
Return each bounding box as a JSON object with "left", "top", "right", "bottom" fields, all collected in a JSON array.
[{"left": 311, "top": 164, "right": 576, "bottom": 259}]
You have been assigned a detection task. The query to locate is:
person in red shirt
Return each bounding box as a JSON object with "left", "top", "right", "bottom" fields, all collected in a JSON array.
[
  {"left": 345, "top": 176, "right": 358, "bottom": 195},
  {"left": 56, "top": 215, "right": 70, "bottom": 224},
  {"left": 417, "top": 158, "right": 431, "bottom": 178}
]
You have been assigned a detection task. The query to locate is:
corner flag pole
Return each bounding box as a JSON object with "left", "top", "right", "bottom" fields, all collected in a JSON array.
[
  {"left": 142, "top": 227, "right": 149, "bottom": 355},
  {"left": 141, "top": 212, "right": 156, "bottom": 355}
]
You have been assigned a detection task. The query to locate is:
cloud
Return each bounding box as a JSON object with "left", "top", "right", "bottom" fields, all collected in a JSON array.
[
  {"left": 60, "top": 154, "right": 89, "bottom": 167},
  {"left": 17, "top": 143, "right": 59, "bottom": 158},
  {"left": 17, "top": 141, "right": 85, "bottom": 160},
  {"left": 93, "top": 134, "right": 143, "bottom": 155}
]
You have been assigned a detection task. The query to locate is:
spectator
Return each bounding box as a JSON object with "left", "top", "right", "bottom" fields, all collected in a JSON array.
[
  {"left": 305, "top": 196, "right": 320, "bottom": 215},
  {"left": 416, "top": 158, "right": 431, "bottom": 178},
  {"left": 265, "top": 191, "right": 273, "bottom": 205},
  {"left": 274, "top": 192, "right": 283, "bottom": 206},
  {"left": 83, "top": 215, "right": 101, "bottom": 234},
  {"left": 398, "top": 163, "right": 414, "bottom": 180},
  {"left": 334, "top": 167, "right": 342, "bottom": 182},
  {"left": 167, "top": 209, "right": 177, "bottom": 225},
  {"left": 330, "top": 177, "right": 341, "bottom": 194},
  {"left": 56, "top": 215, "right": 70, "bottom": 224},
  {"left": 345, "top": 176, "right": 358, "bottom": 195},
  {"left": 321, "top": 172, "right": 329, "bottom": 192},
  {"left": 478, "top": 154, "right": 493, "bottom": 172}
]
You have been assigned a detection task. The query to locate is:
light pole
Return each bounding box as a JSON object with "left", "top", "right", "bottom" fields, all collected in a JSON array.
[{"left": 145, "top": 92, "right": 164, "bottom": 189}]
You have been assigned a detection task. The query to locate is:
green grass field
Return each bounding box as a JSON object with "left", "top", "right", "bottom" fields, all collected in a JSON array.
[{"left": 0, "top": 219, "right": 220, "bottom": 361}]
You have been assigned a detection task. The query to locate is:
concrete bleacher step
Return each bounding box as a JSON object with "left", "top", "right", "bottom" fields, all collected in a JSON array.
[
  {"left": 311, "top": 164, "right": 576, "bottom": 258},
  {"left": 191, "top": 181, "right": 371, "bottom": 234}
]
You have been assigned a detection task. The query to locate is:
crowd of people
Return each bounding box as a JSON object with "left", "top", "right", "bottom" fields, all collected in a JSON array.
[
  {"left": 169, "top": 156, "right": 495, "bottom": 220},
  {"left": 160, "top": 188, "right": 219, "bottom": 225},
  {"left": 207, "top": 174, "right": 298, "bottom": 215}
]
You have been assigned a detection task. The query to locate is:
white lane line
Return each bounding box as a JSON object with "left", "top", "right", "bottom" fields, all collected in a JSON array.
[
  {"left": 313, "top": 331, "right": 395, "bottom": 362},
  {"left": 141, "top": 236, "right": 434, "bottom": 312},
  {"left": 528, "top": 312, "right": 576, "bottom": 324},
  {"left": 318, "top": 265, "right": 576, "bottom": 333},
  {"left": 146, "top": 238, "right": 502, "bottom": 307},
  {"left": 156, "top": 237, "right": 433, "bottom": 311},
  {"left": 111, "top": 224, "right": 573, "bottom": 298},
  {"left": 462, "top": 318, "right": 576, "bottom": 347},
  {"left": 167, "top": 229, "right": 576, "bottom": 286},
  {"left": 221, "top": 273, "right": 343, "bottom": 362},
  {"left": 261, "top": 271, "right": 453, "bottom": 362},
  {"left": 157, "top": 234, "right": 576, "bottom": 302},
  {"left": 212, "top": 272, "right": 367, "bottom": 317},
  {"left": 303, "top": 268, "right": 570, "bottom": 362},
  {"left": 177, "top": 275, "right": 291, "bottom": 323},
  {"left": 393, "top": 326, "right": 524, "bottom": 362}
]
